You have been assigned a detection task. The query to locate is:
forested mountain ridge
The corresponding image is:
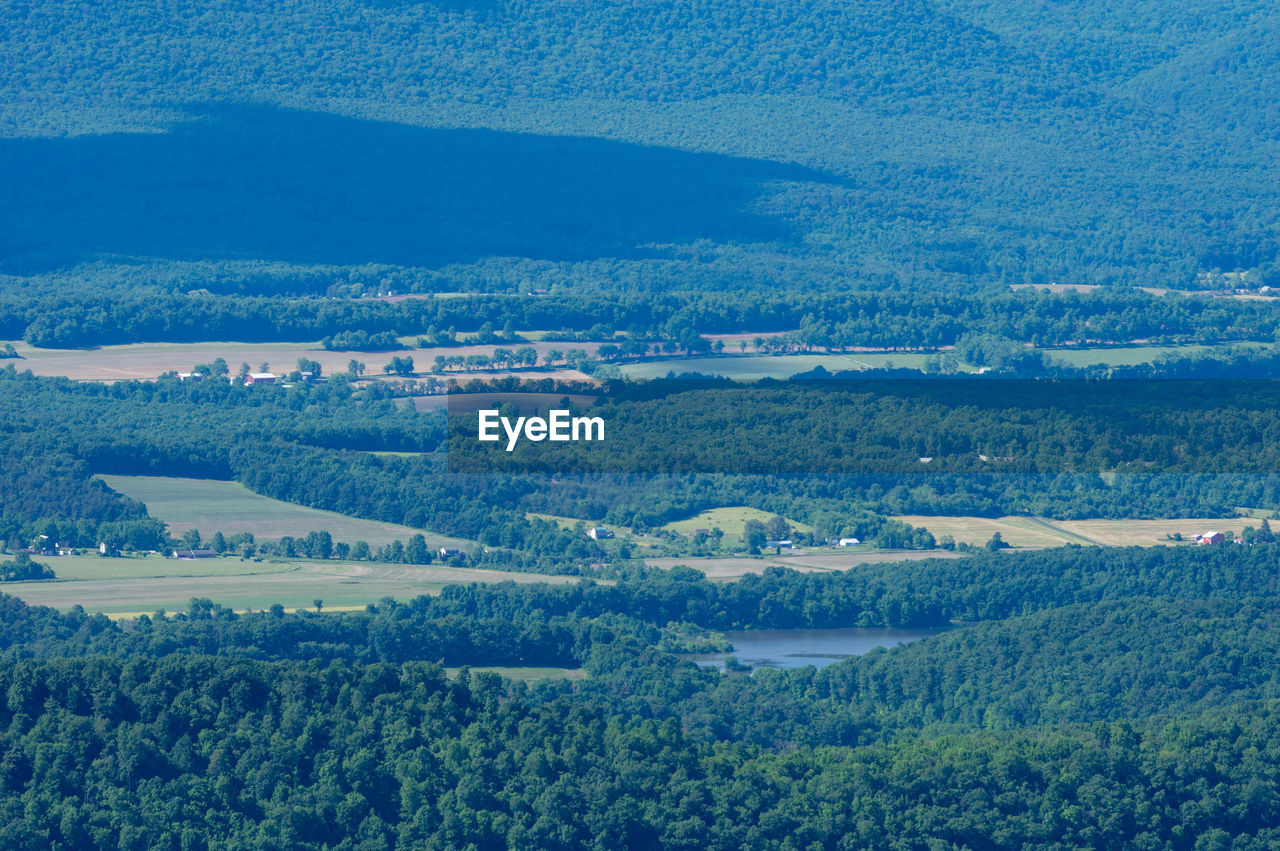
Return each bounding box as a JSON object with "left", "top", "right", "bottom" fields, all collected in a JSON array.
[
  {"left": 1, "top": 0, "right": 1081, "bottom": 115},
  {"left": 3, "top": 0, "right": 1279, "bottom": 293}
]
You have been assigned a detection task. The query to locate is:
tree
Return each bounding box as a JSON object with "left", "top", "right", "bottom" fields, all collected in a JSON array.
[
  {"left": 986, "top": 532, "right": 1009, "bottom": 551},
  {"left": 313, "top": 599, "right": 323, "bottom": 612},
  {"left": 743, "top": 519, "right": 767, "bottom": 553},
  {"left": 0, "top": 552, "right": 54, "bottom": 581},
  {"left": 406, "top": 534, "right": 431, "bottom": 565},
  {"left": 765, "top": 515, "right": 791, "bottom": 541},
  {"left": 304, "top": 530, "right": 333, "bottom": 559}
]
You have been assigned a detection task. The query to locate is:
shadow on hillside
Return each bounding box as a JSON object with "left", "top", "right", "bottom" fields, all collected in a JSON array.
[{"left": 0, "top": 104, "right": 835, "bottom": 273}]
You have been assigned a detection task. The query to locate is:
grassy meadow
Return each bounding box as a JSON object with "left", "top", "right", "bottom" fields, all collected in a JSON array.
[
  {"left": 1042, "top": 342, "right": 1268, "bottom": 368},
  {"left": 98, "top": 474, "right": 470, "bottom": 548},
  {"left": 662, "top": 506, "right": 813, "bottom": 540},
  {"left": 1, "top": 553, "right": 575, "bottom": 616}
]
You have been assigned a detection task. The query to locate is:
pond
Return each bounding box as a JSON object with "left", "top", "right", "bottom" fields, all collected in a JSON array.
[{"left": 688, "top": 626, "right": 946, "bottom": 670}]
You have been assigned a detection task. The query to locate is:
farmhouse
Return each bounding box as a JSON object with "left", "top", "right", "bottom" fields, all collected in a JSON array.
[
  {"left": 1196, "top": 531, "right": 1226, "bottom": 545},
  {"left": 838, "top": 537, "right": 861, "bottom": 547},
  {"left": 587, "top": 527, "right": 614, "bottom": 540},
  {"left": 439, "top": 547, "right": 463, "bottom": 558},
  {"left": 174, "top": 548, "right": 217, "bottom": 559},
  {"left": 244, "top": 372, "right": 278, "bottom": 386}
]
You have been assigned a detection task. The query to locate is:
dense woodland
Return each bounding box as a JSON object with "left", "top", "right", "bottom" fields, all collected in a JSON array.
[{"left": 1, "top": 545, "right": 1280, "bottom": 846}]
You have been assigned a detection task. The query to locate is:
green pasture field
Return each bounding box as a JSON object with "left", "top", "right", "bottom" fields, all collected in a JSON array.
[
  {"left": 98, "top": 474, "right": 471, "bottom": 548},
  {"left": 662, "top": 506, "right": 813, "bottom": 540},
  {"left": 1042, "top": 342, "right": 1268, "bottom": 367},
  {"left": 1, "top": 554, "right": 576, "bottom": 616}
]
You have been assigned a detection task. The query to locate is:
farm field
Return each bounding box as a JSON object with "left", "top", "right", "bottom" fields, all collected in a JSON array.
[
  {"left": 662, "top": 506, "right": 812, "bottom": 539},
  {"left": 98, "top": 474, "right": 470, "bottom": 548},
  {"left": 0, "top": 338, "right": 604, "bottom": 382},
  {"left": 1042, "top": 342, "right": 1268, "bottom": 367},
  {"left": 893, "top": 515, "right": 1095, "bottom": 548},
  {"left": 619, "top": 353, "right": 937, "bottom": 380},
  {"left": 16, "top": 553, "right": 295, "bottom": 581},
  {"left": 1, "top": 556, "right": 575, "bottom": 616},
  {"left": 3, "top": 339, "right": 351, "bottom": 381},
  {"left": 1052, "top": 518, "right": 1254, "bottom": 546},
  {"left": 893, "top": 515, "right": 1247, "bottom": 547}
]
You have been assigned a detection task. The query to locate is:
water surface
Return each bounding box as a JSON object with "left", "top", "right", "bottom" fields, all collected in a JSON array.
[{"left": 689, "top": 626, "right": 945, "bottom": 670}]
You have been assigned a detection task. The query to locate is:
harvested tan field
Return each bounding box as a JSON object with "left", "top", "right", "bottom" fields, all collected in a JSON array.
[{"left": 3, "top": 339, "right": 601, "bottom": 382}]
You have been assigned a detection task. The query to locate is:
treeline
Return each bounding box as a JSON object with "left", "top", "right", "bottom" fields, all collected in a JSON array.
[{"left": 8, "top": 287, "right": 1280, "bottom": 350}]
